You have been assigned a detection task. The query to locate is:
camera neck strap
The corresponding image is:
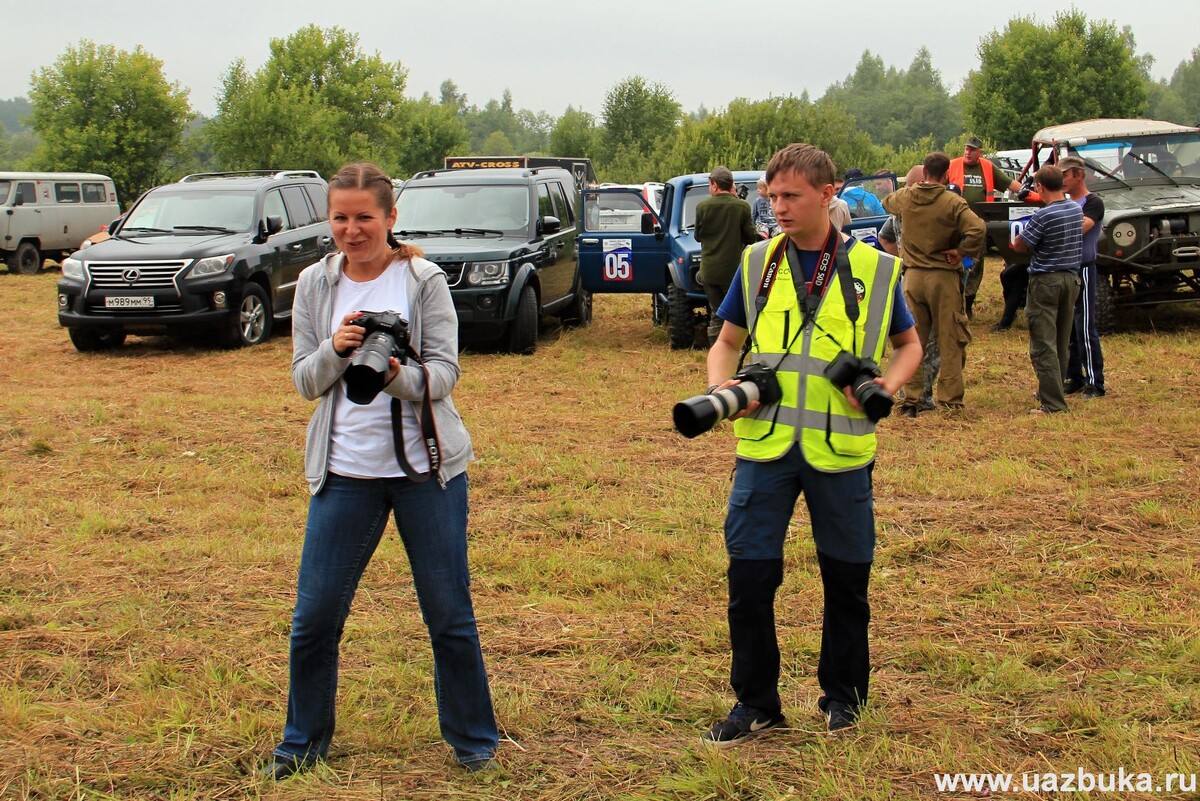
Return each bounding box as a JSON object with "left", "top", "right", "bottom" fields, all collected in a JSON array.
[
  {"left": 389, "top": 345, "right": 443, "bottom": 483},
  {"left": 743, "top": 228, "right": 861, "bottom": 365}
]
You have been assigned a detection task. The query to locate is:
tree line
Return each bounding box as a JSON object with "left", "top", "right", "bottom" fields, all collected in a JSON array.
[{"left": 2, "top": 13, "right": 1198, "bottom": 204}]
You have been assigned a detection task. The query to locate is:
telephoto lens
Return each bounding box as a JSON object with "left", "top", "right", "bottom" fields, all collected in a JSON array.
[
  {"left": 673, "top": 364, "right": 781, "bottom": 438},
  {"left": 344, "top": 331, "right": 398, "bottom": 404},
  {"left": 343, "top": 311, "right": 409, "bottom": 405}
]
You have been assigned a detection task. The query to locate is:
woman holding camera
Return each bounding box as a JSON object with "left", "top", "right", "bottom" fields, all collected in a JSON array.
[{"left": 263, "top": 162, "right": 498, "bottom": 778}]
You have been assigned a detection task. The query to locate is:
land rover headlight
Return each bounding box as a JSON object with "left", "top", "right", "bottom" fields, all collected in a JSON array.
[
  {"left": 188, "top": 253, "right": 236, "bottom": 279},
  {"left": 61, "top": 257, "right": 85, "bottom": 280},
  {"left": 465, "top": 261, "right": 510, "bottom": 286}
]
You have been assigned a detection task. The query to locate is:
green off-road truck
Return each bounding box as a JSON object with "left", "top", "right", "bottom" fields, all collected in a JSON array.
[{"left": 971, "top": 119, "right": 1200, "bottom": 332}]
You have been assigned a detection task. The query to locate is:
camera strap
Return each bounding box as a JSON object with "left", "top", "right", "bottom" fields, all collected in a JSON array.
[{"left": 389, "top": 346, "right": 443, "bottom": 483}]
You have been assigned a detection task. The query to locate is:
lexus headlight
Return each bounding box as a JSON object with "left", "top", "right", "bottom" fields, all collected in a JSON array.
[
  {"left": 189, "top": 253, "right": 236, "bottom": 279},
  {"left": 465, "top": 261, "right": 511, "bottom": 287},
  {"left": 61, "top": 257, "right": 85, "bottom": 280}
]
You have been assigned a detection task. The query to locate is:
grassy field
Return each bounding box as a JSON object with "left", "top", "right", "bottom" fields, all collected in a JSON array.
[{"left": 1, "top": 262, "right": 1198, "bottom": 800}]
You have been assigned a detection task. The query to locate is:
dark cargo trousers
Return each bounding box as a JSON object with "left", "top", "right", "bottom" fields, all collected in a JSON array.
[{"left": 1026, "top": 270, "right": 1081, "bottom": 412}]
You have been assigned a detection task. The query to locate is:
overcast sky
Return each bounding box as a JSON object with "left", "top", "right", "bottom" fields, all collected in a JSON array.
[{"left": 4, "top": 1, "right": 1197, "bottom": 120}]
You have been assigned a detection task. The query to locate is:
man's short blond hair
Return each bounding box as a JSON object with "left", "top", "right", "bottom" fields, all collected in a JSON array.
[{"left": 766, "top": 143, "right": 836, "bottom": 188}]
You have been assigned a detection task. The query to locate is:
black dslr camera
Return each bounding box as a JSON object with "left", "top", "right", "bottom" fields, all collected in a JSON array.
[
  {"left": 824, "top": 352, "right": 893, "bottom": 422},
  {"left": 343, "top": 310, "right": 410, "bottom": 405},
  {"left": 673, "top": 363, "right": 782, "bottom": 438}
]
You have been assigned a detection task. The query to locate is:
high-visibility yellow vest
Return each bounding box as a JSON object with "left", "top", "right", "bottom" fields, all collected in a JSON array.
[{"left": 732, "top": 234, "right": 901, "bottom": 471}]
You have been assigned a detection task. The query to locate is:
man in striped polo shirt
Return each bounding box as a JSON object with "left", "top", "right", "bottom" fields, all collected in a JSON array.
[{"left": 1013, "top": 165, "right": 1082, "bottom": 413}]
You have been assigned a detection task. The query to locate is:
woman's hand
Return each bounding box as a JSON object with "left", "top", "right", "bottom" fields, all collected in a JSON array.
[{"left": 333, "top": 313, "right": 366, "bottom": 357}]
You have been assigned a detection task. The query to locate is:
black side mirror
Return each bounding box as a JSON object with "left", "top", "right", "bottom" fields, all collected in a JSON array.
[
  {"left": 260, "top": 215, "right": 284, "bottom": 240},
  {"left": 641, "top": 212, "right": 658, "bottom": 235},
  {"left": 541, "top": 215, "right": 561, "bottom": 235},
  {"left": 12, "top": 195, "right": 24, "bottom": 207}
]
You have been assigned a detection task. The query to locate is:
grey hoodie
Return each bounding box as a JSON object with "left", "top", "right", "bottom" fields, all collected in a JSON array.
[{"left": 291, "top": 252, "right": 474, "bottom": 494}]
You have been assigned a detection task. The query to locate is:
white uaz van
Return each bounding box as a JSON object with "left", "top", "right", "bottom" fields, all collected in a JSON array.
[{"left": 1, "top": 172, "right": 120, "bottom": 274}]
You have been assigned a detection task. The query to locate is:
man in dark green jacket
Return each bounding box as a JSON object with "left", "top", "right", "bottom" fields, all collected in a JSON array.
[{"left": 695, "top": 166, "right": 758, "bottom": 346}]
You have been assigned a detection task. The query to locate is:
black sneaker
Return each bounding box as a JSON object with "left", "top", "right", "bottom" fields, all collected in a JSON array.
[
  {"left": 1081, "top": 385, "right": 1106, "bottom": 398},
  {"left": 1063, "top": 379, "right": 1085, "bottom": 395},
  {"left": 818, "top": 697, "right": 859, "bottom": 732},
  {"left": 989, "top": 321, "right": 1012, "bottom": 332},
  {"left": 260, "top": 755, "right": 315, "bottom": 780},
  {"left": 701, "top": 703, "right": 785, "bottom": 747}
]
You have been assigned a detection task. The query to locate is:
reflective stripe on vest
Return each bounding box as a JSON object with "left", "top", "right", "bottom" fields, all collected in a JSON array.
[
  {"left": 948, "top": 157, "right": 997, "bottom": 201},
  {"left": 732, "top": 234, "right": 900, "bottom": 470}
]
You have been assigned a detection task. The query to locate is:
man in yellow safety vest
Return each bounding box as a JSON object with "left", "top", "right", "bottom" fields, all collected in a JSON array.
[{"left": 699, "top": 143, "right": 921, "bottom": 745}]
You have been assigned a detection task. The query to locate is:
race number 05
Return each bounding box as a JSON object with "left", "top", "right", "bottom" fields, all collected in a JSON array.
[{"left": 604, "top": 251, "right": 632, "bottom": 281}]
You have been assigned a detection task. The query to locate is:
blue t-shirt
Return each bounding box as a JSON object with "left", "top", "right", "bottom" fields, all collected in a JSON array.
[
  {"left": 1019, "top": 199, "right": 1083, "bottom": 275},
  {"left": 716, "top": 241, "right": 914, "bottom": 336}
]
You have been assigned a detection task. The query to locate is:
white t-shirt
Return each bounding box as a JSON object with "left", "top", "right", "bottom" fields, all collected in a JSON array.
[{"left": 327, "top": 259, "right": 430, "bottom": 478}]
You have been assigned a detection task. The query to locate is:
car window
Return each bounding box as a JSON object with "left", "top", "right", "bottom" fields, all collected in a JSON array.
[
  {"left": 304, "top": 184, "right": 329, "bottom": 222},
  {"left": 263, "top": 189, "right": 292, "bottom": 230},
  {"left": 537, "top": 183, "right": 554, "bottom": 219},
  {"left": 125, "top": 188, "right": 256, "bottom": 233},
  {"left": 551, "top": 181, "right": 575, "bottom": 225},
  {"left": 394, "top": 184, "right": 530, "bottom": 234},
  {"left": 681, "top": 183, "right": 755, "bottom": 229},
  {"left": 82, "top": 183, "right": 107, "bottom": 203},
  {"left": 16, "top": 182, "right": 37, "bottom": 205},
  {"left": 282, "top": 185, "right": 315, "bottom": 227},
  {"left": 582, "top": 190, "right": 647, "bottom": 233},
  {"left": 55, "top": 183, "right": 81, "bottom": 203},
  {"left": 0, "top": 181, "right": 9, "bottom": 205}
]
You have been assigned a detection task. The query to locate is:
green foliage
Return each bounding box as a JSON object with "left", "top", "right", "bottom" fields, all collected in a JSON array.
[
  {"left": 963, "top": 11, "right": 1147, "bottom": 147},
  {"left": 1166, "top": 47, "right": 1200, "bottom": 124},
  {"left": 459, "top": 89, "right": 552, "bottom": 156},
  {"left": 480, "top": 130, "right": 516, "bottom": 156},
  {"left": 208, "top": 25, "right": 423, "bottom": 179},
  {"left": 548, "top": 106, "right": 600, "bottom": 160},
  {"left": 26, "top": 41, "right": 191, "bottom": 202},
  {"left": 600, "top": 76, "right": 681, "bottom": 162},
  {"left": 391, "top": 98, "right": 468, "bottom": 177},
  {"left": 821, "top": 48, "right": 962, "bottom": 149},
  {"left": 655, "top": 96, "right": 880, "bottom": 179},
  {"left": 0, "top": 129, "right": 39, "bottom": 170},
  {"left": 0, "top": 97, "right": 32, "bottom": 133}
]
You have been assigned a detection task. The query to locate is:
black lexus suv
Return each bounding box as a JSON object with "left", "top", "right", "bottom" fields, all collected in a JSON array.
[{"left": 57, "top": 170, "right": 332, "bottom": 351}]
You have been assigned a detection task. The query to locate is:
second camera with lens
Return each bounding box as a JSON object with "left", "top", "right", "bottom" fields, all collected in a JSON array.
[
  {"left": 823, "top": 351, "right": 893, "bottom": 422},
  {"left": 344, "top": 310, "right": 410, "bottom": 405}
]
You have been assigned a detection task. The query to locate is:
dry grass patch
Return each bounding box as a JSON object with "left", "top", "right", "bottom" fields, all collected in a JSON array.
[{"left": 1, "top": 261, "right": 1198, "bottom": 799}]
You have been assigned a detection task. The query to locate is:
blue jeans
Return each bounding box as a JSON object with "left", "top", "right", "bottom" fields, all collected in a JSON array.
[{"left": 274, "top": 471, "right": 498, "bottom": 767}]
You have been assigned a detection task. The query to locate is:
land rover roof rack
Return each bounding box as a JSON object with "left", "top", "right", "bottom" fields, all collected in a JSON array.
[{"left": 179, "top": 170, "right": 322, "bottom": 182}]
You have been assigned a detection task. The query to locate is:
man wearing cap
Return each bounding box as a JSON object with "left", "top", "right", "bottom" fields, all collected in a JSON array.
[
  {"left": 949, "top": 137, "right": 1024, "bottom": 318},
  {"left": 1060, "top": 156, "right": 1106, "bottom": 398},
  {"left": 839, "top": 168, "right": 886, "bottom": 218},
  {"left": 695, "top": 166, "right": 758, "bottom": 346}
]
